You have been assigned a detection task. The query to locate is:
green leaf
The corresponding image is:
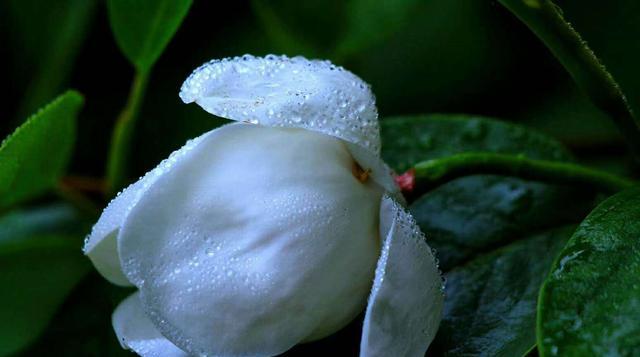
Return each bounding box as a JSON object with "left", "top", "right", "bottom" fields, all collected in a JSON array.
[
  {"left": 497, "top": 0, "right": 640, "bottom": 159},
  {"left": 429, "top": 226, "right": 574, "bottom": 356},
  {"left": 381, "top": 114, "right": 594, "bottom": 270},
  {"left": 107, "top": 0, "right": 193, "bottom": 72},
  {"left": 0, "top": 204, "right": 91, "bottom": 356},
  {"left": 538, "top": 188, "right": 640, "bottom": 356},
  {"left": 2, "top": 0, "right": 96, "bottom": 122},
  {"left": 0, "top": 91, "right": 83, "bottom": 210}
]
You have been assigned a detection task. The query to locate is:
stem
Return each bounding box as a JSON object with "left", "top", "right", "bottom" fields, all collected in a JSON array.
[
  {"left": 106, "top": 70, "right": 150, "bottom": 195},
  {"left": 55, "top": 181, "right": 100, "bottom": 216},
  {"left": 413, "top": 152, "right": 636, "bottom": 196},
  {"left": 498, "top": 0, "right": 640, "bottom": 160}
]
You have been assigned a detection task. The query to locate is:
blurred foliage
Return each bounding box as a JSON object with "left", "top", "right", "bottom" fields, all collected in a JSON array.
[
  {"left": 0, "top": 204, "right": 91, "bottom": 356},
  {"left": 1, "top": 0, "right": 639, "bottom": 355}
]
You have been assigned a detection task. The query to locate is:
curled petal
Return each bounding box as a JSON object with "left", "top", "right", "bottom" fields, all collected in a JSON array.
[
  {"left": 113, "top": 293, "right": 188, "bottom": 357},
  {"left": 179, "top": 54, "right": 380, "bottom": 155},
  {"left": 360, "top": 196, "right": 444, "bottom": 357},
  {"left": 83, "top": 130, "right": 211, "bottom": 286},
  {"left": 119, "top": 124, "right": 382, "bottom": 356}
]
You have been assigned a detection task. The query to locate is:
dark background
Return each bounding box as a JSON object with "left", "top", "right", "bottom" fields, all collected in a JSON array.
[{"left": 1, "top": 0, "right": 639, "bottom": 355}]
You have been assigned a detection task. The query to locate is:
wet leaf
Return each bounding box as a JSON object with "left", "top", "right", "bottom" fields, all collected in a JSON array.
[
  {"left": 381, "top": 114, "right": 593, "bottom": 270},
  {"left": 538, "top": 188, "right": 640, "bottom": 356},
  {"left": 430, "top": 226, "right": 574, "bottom": 356},
  {"left": 0, "top": 91, "right": 83, "bottom": 210}
]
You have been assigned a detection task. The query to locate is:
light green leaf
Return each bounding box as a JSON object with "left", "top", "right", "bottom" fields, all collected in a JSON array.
[
  {"left": 107, "top": 0, "right": 193, "bottom": 72},
  {"left": 0, "top": 91, "right": 83, "bottom": 210},
  {"left": 538, "top": 188, "right": 640, "bottom": 356},
  {"left": 430, "top": 226, "right": 574, "bottom": 356},
  {"left": 0, "top": 204, "right": 91, "bottom": 356}
]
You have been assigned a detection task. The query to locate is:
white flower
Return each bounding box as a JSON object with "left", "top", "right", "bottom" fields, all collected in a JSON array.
[{"left": 84, "top": 55, "right": 444, "bottom": 357}]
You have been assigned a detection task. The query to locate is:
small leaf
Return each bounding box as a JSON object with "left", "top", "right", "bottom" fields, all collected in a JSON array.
[
  {"left": 538, "top": 188, "right": 640, "bottom": 356},
  {"left": 0, "top": 204, "right": 91, "bottom": 356},
  {"left": 0, "top": 91, "right": 83, "bottom": 210},
  {"left": 381, "top": 114, "right": 594, "bottom": 269},
  {"left": 107, "top": 0, "right": 193, "bottom": 72},
  {"left": 430, "top": 226, "right": 574, "bottom": 356}
]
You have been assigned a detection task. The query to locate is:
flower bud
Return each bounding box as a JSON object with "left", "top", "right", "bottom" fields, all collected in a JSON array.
[{"left": 84, "top": 55, "right": 444, "bottom": 357}]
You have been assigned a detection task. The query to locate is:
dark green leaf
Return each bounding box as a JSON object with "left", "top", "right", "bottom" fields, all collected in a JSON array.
[
  {"left": 554, "top": 0, "right": 640, "bottom": 121},
  {"left": 108, "top": 0, "right": 193, "bottom": 72},
  {"left": 381, "top": 114, "right": 594, "bottom": 269},
  {"left": 538, "top": 188, "right": 640, "bottom": 356},
  {"left": 382, "top": 114, "right": 571, "bottom": 173},
  {"left": 0, "top": 204, "right": 91, "bottom": 356},
  {"left": 2, "top": 0, "right": 96, "bottom": 122},
  {"left": 430, "top": 226, "right": 574, "bottom": 356},
  {"left": 497, "top": 0, "right": 640, "bottom": 160},
  {"left": 0, "top": 91, "right": 83, "bottom": 210}
]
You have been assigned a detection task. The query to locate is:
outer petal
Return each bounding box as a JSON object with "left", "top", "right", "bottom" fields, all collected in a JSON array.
[
  {"left": 119, "top": 124, "right": 383, "bottom": 356},
  {"left": 113, "top": 292, "right": 188, "bottom": 357},
  {"left": 83, "top": 131, "right": 210, "bottom": 286},
  {"left": 179, "top": 54, "right": 380, "bottom": 155},
  {"left": 360, "top": 196, "right": 445, "bottom": 357}
]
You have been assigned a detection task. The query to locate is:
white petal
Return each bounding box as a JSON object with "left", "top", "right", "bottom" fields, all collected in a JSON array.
[
  {"left": 179, "top": 54, "right": 380, "bottom": 155},
  {"left": 83, "top": 130, "right": 212, "bottom": 286},
  {"left": 113, "top": 292, "right": 188, "bottom": 357},
  {"left": 119, "top": 124, "right": 383, "bottom": 356},
  {"left": 360, "top": 196, "right": 444, "bottom": 357}
]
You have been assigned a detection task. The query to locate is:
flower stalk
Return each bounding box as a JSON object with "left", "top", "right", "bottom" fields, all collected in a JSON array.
[
  {"left": 106, "top": 69, "right": 150, "bottom": 195},
  {"left": 411, "top": 152, "right": 636, "bottom": 197}
]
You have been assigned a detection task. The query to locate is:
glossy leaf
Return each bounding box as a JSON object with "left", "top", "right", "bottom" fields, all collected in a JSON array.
[
  {"left": 0, "top": 204, "right": 91, "bottom": 356},
  {"left": 538, "top": 188, "right": 640, "bottom": 356},
  {"left": 107, "top": 0, "right": 193, "bottom": 71},
  {"left": 0, "top": 91, "right": 83, "bottom": 210},
  {"left": 430, "top": 226, "right": 574, "bottom": 356},
  {"left": 381, "top": 114, "right": 571, "bottom": 173},
  {"left": 380, "top": 114, "right": 593, "bottom": 269}
]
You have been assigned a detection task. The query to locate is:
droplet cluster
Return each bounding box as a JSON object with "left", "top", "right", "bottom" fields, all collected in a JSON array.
[
  {"left": 83, "top": 134, "right": 207, "bottom": 253},
  {"left": 179, "top": 54, "right": 381, "bottom": 154}
]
